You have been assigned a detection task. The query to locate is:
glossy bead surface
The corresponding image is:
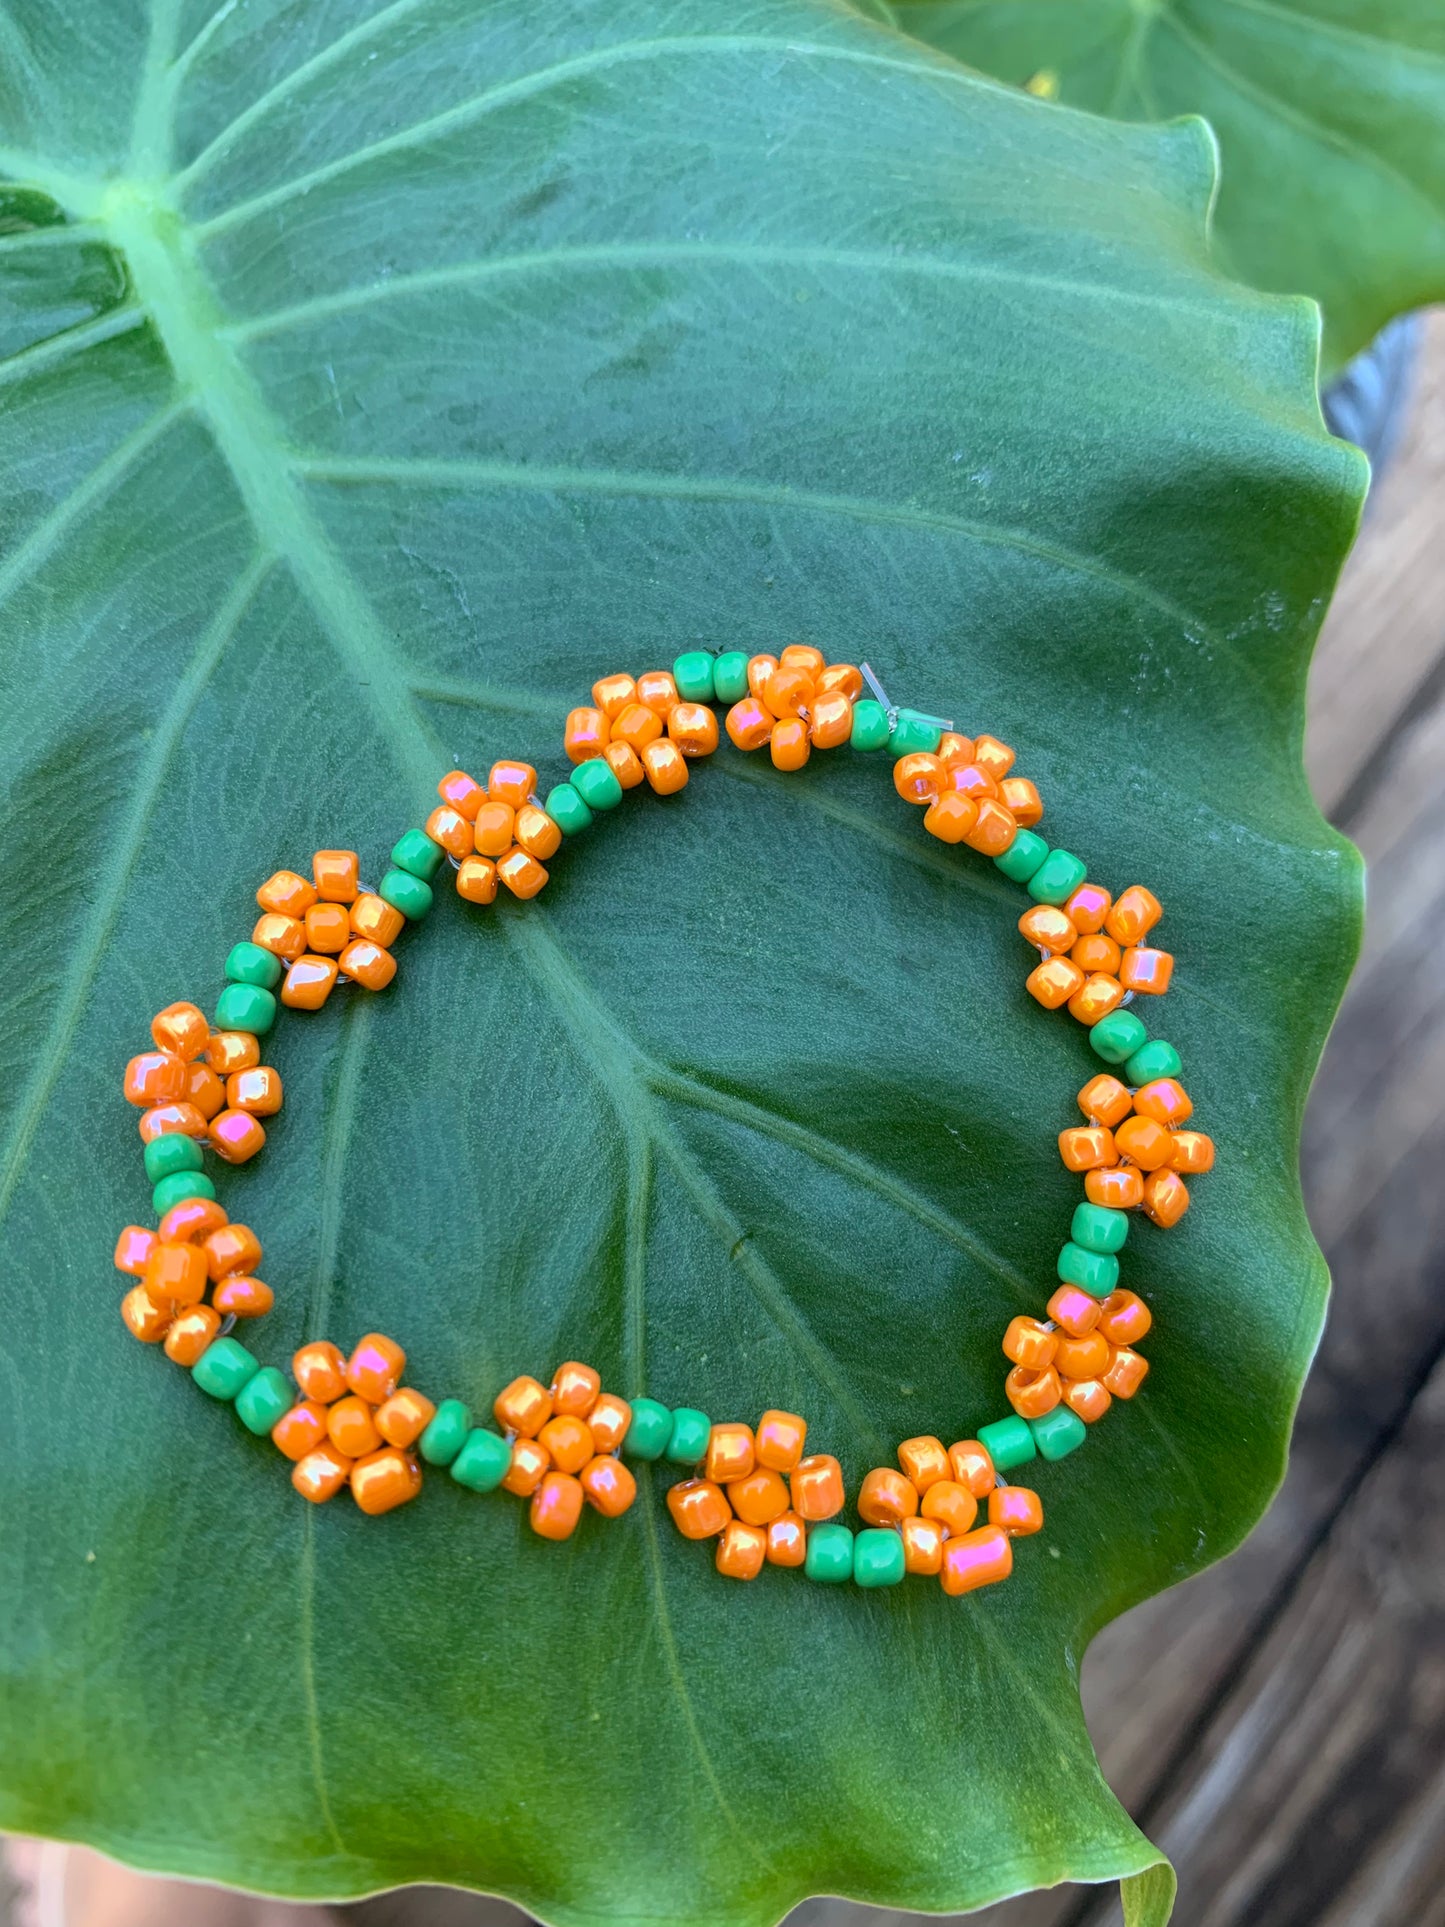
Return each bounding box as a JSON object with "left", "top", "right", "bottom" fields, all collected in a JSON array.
[
  {"left": 455, "top": 856, "right": 498, "bottom": 904},
  {"left": 713, "top": 1519, "right": 767, "bottom": 1580},
  {"left": 419, "top": 1399, "right": 472, "bottom": 1466},
  {"left": 989, "top": 1486, "right": 1044, "bottom": 1536},
  {"left": 664, "top": 1407, "right": 710, "bottom": 1463},
  {"left": 1053, "top": 1330, "right": 1110, "bottom": 1379},
  {"left": 1086, "top": 1165, "right": 1144, "bottom": 1207},
  {"left": 303, "top": 903, "right": 351, "bottom": 955},
  {"left": 1027, "top": 848, "right": 1087, "bottom": 905},
  {"left": 920, "top": 1480, "right": 979, "bottom": 1537},
  {"left": 144, "top": 1133, "right": 203, "bottom": 1184},
  {"left": 809, "top": 690, "right": 853, "bottom": 749},
  {"left": 209, "top": 1109, "right": 266, "bottom": 1164},
  {"left": 948, "top": 1438, "right": 998, "bottom": 1494},
  {"left": 1005, "top": 1365, "right": 1061, "bottom": 1419},
  {"left": 328, "top": 1394, "right": 383, "bottom": 1459},
  {"left": 922, "top": 792, "right": 978, "bottom": 844},
  {"left": 1120, "top": 945, "right": 1173, "bottom": 995},
  {"left": 604, "top": 741, "right": 646, "bottom": 790},
  {"left": 592, "top": 673, "right": 637, "bottom": 719},
  {"left": 1123, "top": 1038, "right": 1182, "bottom": 1085},
  {"left": 347, "top": 1333, "right": 405, "bottom": 1404},
  {"left": 642, "top": 738, "right": 689, "bottom": 794},
  {"left": 227, "top": 1066, "right": 283, "bottom": 1116},
  {"left": 587, "top": 1393, "right": 632, "bottom": 1453},
  {"left": 673, "top": 651, "right": 717, "bottom": 702},
  {"left": 977, "top": 1415, "right": 1036, "bottom": 1472},
  {"left": 114, "top": 1225, "right": 158, "bottom": 1276},
  {"left": 854, "top": 1528, "right": 906, "bottom": 1588},
  {"left": 378, "top": 869, "right": 432, "bottom": 920},
  {"left": 375, "top": 1388, "right": 437, "bottom": 1449},
  {"left": 791, "top": 1453, "right": 845, "bottom": 1520},
  {"left": 120, "top": 1285, "right": 171, "bottom": 1342},
  {"left": 1029, "top": 1406, "right": 1088, "bottom": 1460},
  {"left": 1003, "top": 1316, "right": 1058, "bottom": 1370},
  {"left": 501, "top": 1436, "right": 551, "bottom": 1496},
  {"left": 756, "top": 1410, "right": 807, "bottom": 1472},
  {"left": 897, "top": 1435, "right": 950, "bottom": 1492},
  {"left": 565, "top": 706, "right": 610, "bottom": 763},
  {"left": 849, "top": 699, "right": 890, "bottom": 751},
  {"left": 313, "top": 850, "right": 360, "bottom": 901},
  {"left": 1000, "top": 776, "right": 1043, "bottom": 826},
  {"left": 450, "top": 1428, "right": 512, "bottom": 1492},
  {"left": 940, "top": 1525, "right": 1013, "bottom": 1595},
  {"left": 858, "top": 1467, "right": 918, "bottom": 1527},
  {"left": 472, "top": 801, "right": 515, "bottom": 857},
  {"left": 622, "top": 1398, "right": 673, "bottom": 1459},
  {"left": 538, "top": 1413, "right": 594, "bottom": 1475},
  {"left": 635, "top": 670, "right": 679, "bottom": 716},
  {"left": 668, "top": 702, "right": 720, "bottom": 757},
  {"left": 139, "top": 1102, "right": 208, "bottom": 1143},
  {"left": 497, "top": 849, "right": 548, "bottom": 898},
  {"left": 1058, "top": 1125, "right": 1116, "bottom": 1171},
  {"left": 256, "top": 871, "right": 316, "bottom": 918},
  {"left": 494, "top": 1374, "right": 552, "bottom": 1437},
  {"left": 818, "top": 664, "right": 863, "bottom": 700},
  {"left": 280, "top": 956, "right": 339, "bottom": 1010},
  {"left": 994, "top": 829, "right": 1049, "bottom": 883},
  {"left": 438, "top": 769, "right": 485, "bottom": 819},
  {"left": 571, "top": 757, "right": 624, "bottom": 811},
  {"left": 151, "top": 1002, "right": 209, "bottom": 1061},
  {"left": 1135, "top": 1077, "right": 1193, "bottom": 1128},
  {"left": 763, "top": 666, "right": 814, "bottom": 719},
  {"left": 206, "top": 1029, "right": 261, "bottom": 1075},
  {"left": 893, "top": 752, "right": 940, "bottom": 805},
  {"left": 549, "top": 1361, "right": 600, "bottom": 1416},
  {"left": 768, "top": 717, "right": 810, "bottom": 773},
  {"left": 545, "top": 783, "right": 594, "bottom": 836},
  {"left": 351, "top": 892, "right": 405, "bottom": 945},
  {"left": 727, "top": 1467, "right": 791, "bottom": 1526},
  {"left": 352, "top": 1448, "right": 423, "bottom": 1515},
  {"left": 211, "top": 1275, "right": 274, "bottom": 1317},
  {"left": 1068, "top": 973, "right": 1125, "bottom": 1025},
  {"left": 1142, "top": 1167, "right": 1190, "bottom": 1227},
  {"left": 1046, "top": 1283, "right": 1102, "bottom": 1337},
  {"left": 1171, "top": 1130, "right": 1215, "bottom": 1173},
  {"left": 272, "top": 1400, "right": 331, "bottom": 1461},
  {"left": 225, "top": 940, "right": 284, "bottom": 990},
  {"left": 163, "top": 1304, "right": 221, "bottom": 1366},
  {"left": 1072, "top": 1202, "right": 1130, "bottom": 1254},
  {"left": 901, "top": 1515, "right": 945, "bottom": 1575},
  {"left": 963, "top": 796, "right": 1017, "bottom": 856},
  {"left": 292, "top": 1443, "right": 352, "bottom": 1503},
  {"left": 705, "top": 1422, "right": 756, "bottom": 1485},
  {"left": 612, "top": 701, "right": 663, "bottom": 752},
  {"left": 890, "top": 711, "right": 943, "bottom": 755},
  {"left": 144, "top": 1240, "right": 208, "bottom": 1307},
  {"left": 580, "top": 1455, "right": 637, "bottom": 1517},
  {"left": 766, "top": 1511, "right": 809, "bottom": 1567},
  {"left": 1102, "top": 1346, "right": 1150, "bottom": 1398},
  {"left": 1097, "top": 1288, "right": 1153, "bottom": 1346},
  {"left": 235, "top": 1367, "right": 293, "bottom": 1438},
  {"left": 294, "top": 1340, "right": 348, "bottom": 1401},
  {"left": 1027, "top": 956, "right": 1085, "bottom": 1010},
  {"left": 425, "top": 805, "right": 473, "bottom": 859},
  {"left": 724, "top": 695, "right": 774, "bottom": 751},
  {"left": 1089, "top": 1009, "right": 1148, "bottom": 1065},
  {"left": 1062, "top": 1378, "right": 1112, "bottom": 1423},
  {"left": 488, "top": 760, "right": 538, "bottom": 808},
  {"left": 1078, "top": 1074, "right": 1133, "bottom": 1127},
  {"left": 804, "top": 1521, "right": 854, "bottom": 1583},
  {"left": 1106, "top": 885, "right": 1163, "bottom": 945},
  {"left": 192, "top": 1337, "right": 259, "bottom": 1401},
  {"left": 666, "top": 1477, "right": 732, "bottom": 1539},
  {"left": 712, "top": 651, "right": 750, "bottom": 703},
  {"left": 1057, "top": 1241, "right": 1119, "bottom": 1296},
  {"left": 338, "top": 940, "right": 396, "bottom": 991},
  {"left": 160, "top": 1196, "right": 226, "bottom": 1243},
  {"left": 1018, "top": 905, "right": 1077, "bottom": 954},
  {"left": 1114, "top": 1114, "right": 1174, "bottom": 1171},
  {"left": 124, "top": 1051, "right": 187, "bottom": 1106}
]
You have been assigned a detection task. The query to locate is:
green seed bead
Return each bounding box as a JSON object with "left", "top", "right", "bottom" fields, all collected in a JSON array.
[
  {"left": 978, "top": 1414, "right": 1037, "bottom": 1472},
  {"left": 379, "top": 867, "right": 433, "bottom": 919},
  {"left": 450, "top": 1428, "right": 512, "bottom": 1492},
  {"left": 1027, "top": 848, "right": 1088, "bottom": 905},
  {"left": 224, "top": 941, "right": 283, "bottom": 989},
  {"left": 1030, "top": 1406, "right": 1087, "bottom": 1461},
  {"left": 192, "top": 1337, "right": 260, "bottom": 1402},
  {"left": 235, "top": 1367, "right": 293, "bottom": 1437},
  {"left": 853, "top": 1527, "right": 906, "bottom": 1588},
  {"left": 214, "top": 982, "right": 277, "bottom": 1035},
  {"left": 392, "top": 827, "right": 445, "bottom": 881},
  {"left": 1071, "top": 1202, "right": 1130, "bottom": 1255},
  {"left": 805, "top": 1521, "right": 855, "bottom": 1584},
  {"left": 993, "top": 830, "right": 1050, "bottom": 884},
  {"left": 1057, "top": 1241, "right": 1120, "bottom": 1297},
  {"left": 890, "top": 709, "right": 943, "bottom": 755},
  {"left": 712, "top": 650, "right": 750, "bottom": 704},
  {"left": 622, "top": 1397, "right": 673, "bottom": 1460},
  {"left": 419, "top": 1399, "right": 471, "bottom": 1467},
  {"left": 673, "top": 651, "right": 716, "bottom": 702},
  {"left": 152, "top": 1171, "right": 216, "bottom": 1215},
  {"left": 572, "top": 757, "right": 624, "bottom": 812},
  {"left": 1090, "top": 1008, "right": 1149, "bottom": 1065},
  {"left": 1124, "top": 1038, "right": 1182, "bottom": 1085},
  {"left": 144, "top": 1134, "right": 203, "bottom": 1183},
  {"left": 665, "top": 1407, "right": 710, "bottom": 1464},
  {"left": 546, "top": 783, "right": 594, "bottom": 836},
  {"left": 850, "top": 699, "right": 891, "bottom": 751}
]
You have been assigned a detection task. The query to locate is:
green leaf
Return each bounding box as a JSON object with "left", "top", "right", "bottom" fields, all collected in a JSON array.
[
  {"left": 0, "top": 5, "right": 1363, "bottom": 1925},
  {"left": 891, "top": 0, "right": 1445, "bottom": 374}
]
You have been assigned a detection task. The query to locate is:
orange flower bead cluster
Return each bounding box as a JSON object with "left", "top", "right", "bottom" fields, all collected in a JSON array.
[
  {"left": 891, "top": 727, "right": 1043, "bottom": 858},
  {"left": 721, "top": 648, "right": 864, "bottom": 771},
  {"left": 856, "top": 1434, "right": 1044, "bottom": 1596},
  {"left": 1020, "top": 883, "right": 1172, "bottom": 1022},
  {"left": 665, "top": 1410, "right": 822, "bottom": 1580},
  {"left": 492, "top": 1362, "right": 638, "bottom": 1540},
  {"left": 114, "top": 1197, "right": 272, "bottom": 1353},
  {"left": 567, "top": 669, "right": 713, "bottom": 795},
  {"left": 1062, "top": 1070, "right": 1214, "bottom": 1228},
  {"left": 123, "top": 1000, "right": 283, "bottom": 1168},
  {"left": 255, "top": 848, "right": 400, "bottom": 1006},
  {"left": 272, "top": 1334, "right": 424, "bottom": 1514},
  {"left": 435, "top": 761, "right": 561, "bottom": 904},
  {"left": 1002, "top": 1287, "right": 1153, "bottom": 1428}
]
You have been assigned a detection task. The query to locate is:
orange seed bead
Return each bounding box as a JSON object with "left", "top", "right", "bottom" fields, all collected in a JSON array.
[
  {"left": 923, "top": 792, "right": 979, "bottom": 844},
  {"left": 1106, "top": 885, "right": 1163, "bottom": 946},
  {"left": 498, "top": 849, "right": 549, "bottom": 899},
  {"left": 1018, "top": 905, "right": 1078, "bottom": 954},
  {"left": 328, "top": 1394, "right": 383, "bottom": 1460},
  {"left": 346, "top": 1334, "right": 406, "bottom": 1405},
  {"left": 1097, "top": 1288, "right": 1153, "bottom": 1347},
  {"left": 159, "top": 1196, "right": 227, "bottom": 1243},
  {"left": 636, "top": 670, "right": 679, "bottom": 716},
  {"left": 769, "top": 716, "right": 810, "bottom": 773},
  {"left": 455, "top": 856, "right": 498, "bottom": 904},
  {"left": 817, "top": 663, "right": 864, "bottom": 699},
  {"left": 755, "top": 1410, "right": 807, "bottom": 1472},
  {"left": 715, "top": 1519, "right": 768, "bottom": 1580},
  {"left": 338, "top": 939, "right": 397, "bottom": 991},
  {"left": 746, "top": 654, "right": 779, "bottom": 701},
  {"left": 437, "top": 768, "right": 485, "bottom": 820},
  {"left": 1120, "top": 946, "right": 1173, "bottom": 995},
  {"left": 641, "top": 738, "right": 689, "bottom": 794},
  {"left": 113, "top": 1225, "right": 157, "bottom": 1276},
  {"left": 592, "top": 673, "right": 637, "bottom": 721},
  {"left": 139, "top": 1102, "right": 207, "bottom": 1144},
  {"left": 897, "top": 1435, "right": 950, "bottom": 1493},
  {"left": 1068, "top": 973, "right": 1126, "bottom": 1025},
  {"left": 551, "top": 1360, "right": 601, "bottom": 1416},
  {"left": 1101, "top": 1346, "right": 1150, "bottom": 1398},
  {"left": 1027, "top": 955, "right": 1084, "bottom": 1009},
  {"left": 1054, "top": 1330, "right": 1110, "bottom": 1379},
  {"left": 778, "top": 643, "right": 826, "bottom": 679},
  {"left": 123, "top": 1051, "right": 186, "bottom": 1106},
  {"left": 144, "top": 1241, "right": 208, "bottom": 1308},
  {"left": 611, "top": 701, "right": 663, "bottom": 753},
  {"left": 488, "top": 760, "right": 537, "bottom": 808},
  {"left": 1078, "top": 1074, "right": 1133, "bottom": 1127},
  {"left": 293, "top": 1341, "right": 348, "bottom": 1402},
  {"left": 1006, "top": 1364, "right": 1062, "bottom": 1419},
  {"left": 1062, "top": 1378, "right": 1112, "bottom": 1423},
  {"left": 204, "top": 1222, "right": 261, "bottom": 1280},
  {"left": 808, "top": 690, "right": 853, "bottom": 749},
  {"left": 163, "top": 1304, "right": 222, "bottom": 1366},
  {"left": 208, "top": 1109, "right": 266, "bottom": 1164},
  {"left": 351, "top": 1447, "right": 422, "bottom": 1516},
  {"left": 1086, "top": 1164, "right": 1145, "bottom": 1208},
  {"left": 424, "top": 805, "right": 473, "bottom": 859},
  {"left": 1046, "top": 1283, "right": 1102, "bottom": 1337},
  {"left": 940, "top": 1524, "right": 1013, "bottom": 1596},
  {"left": 351, "top": 892, "right": 405, "bottom": 945},
  {"left": 539, "top": 1414, "right": 594, "bottom": 1475},
  {"left": 494, "top": 1375, "right": 552, "bottom": 1437},
  {"left": 212, "top": 1275, "right": 274, "bottom": 1318},
  {"left": 312, "top": 850, "right": 359, "bottom": 903},
  {"left": 292, "top": 1443, "right": 352, "bottom": 1504},
  {"left": 256, "top": 870, "right": 316, "bottom": 918},
  {"left": 999, "top": 776, "right": 1042, "bottom": 826},
  {"left": 901, "top": 1515, "right": 945, "bottom": 1575},
  {"left": 705, "top": 1422, "right": 756, "bottom": 1486},
  {"left": 947, "top": 1439, "right": 996, "bottom": 1497},
  {"left": 858, "top": 1467, "right": 919, "bottom": 1527},
  {"left": 1059, "top": 1124, "right": 1117, "bottom": 1171},
  {"left": 604, "top": 740, "right": 646, "bottom": 789},
  {"left": 1142, "top": 1168, "right": 1190, "bottom": 1227},
  {"left": 251, "top": 912, "right": 306, "bottom": 963},
  {"left": 989, "top": 1486, "right": 1044, "bottom": 1536},
  {"left": 1003, "top": 1316, "right": 1058, "bottom": 1371},
  {"left": 472, "top": 800, "right": 515, "bottom": 858},
  {"left": 972, "top": 734, "right": 1015, "bottom": 781},
  {"left": 1063, "top": 883, "right": 1113, "bottom": 934},
  {"left": 1071, "top": 933, "right": 1122, "bottom": 976},
  {"left": 921, "top": 1479, "right": 979, "bottom": 1537},
  {"left": 281, "top": 956, "right": 338, "bottom": 1011},
  {"left": 667, "top": 701, "right": 720, "bottom": 757},
  {"left": 206, "top": 1029, "right": 261, "bottom": 1075},
  {"left": 940, "top": 761, "right": 997, "bottom": 801},
  {"left": 893, "top": 752, "right": 941, "bottom": 805},
  {"left": 1171, "top": 1130, "right": 1215, "bottom": 1173},
  {"left": 766, "top": 1511, "right": 808, "bottom": 1567},
  {"left": 727, "top": 1467, "right": 790, "bottom": 1526},
  {"left": 375, "top": 1388, "right": 437, "bottom": 1449},
  {"left": 790, "top": 1453, "right": 845, "bottom": 1521},
  {"left": 183, "top": 1061, "right": 225, "bottom": 1120},
  {"left": 227, "top": 1065, "right": 283, "bottom": 1115},
  {"left": 580, "top": 1454, "right": 637, "bottom": 1518},
  {"left": 150, "top": 1001, "right": 209, "bottom": 1061},
  {"left": 725, "top": 695, "right": 774, "bottom": 751},
  {"left": 1135, "top": 1078, "right": 1193, "bottom": 1128},
  {"left": 1115, "top": 1114, "right": 1174, "bottom": 1171},
  {"left": 272, "top": 1400, "right": 332, "bottom": 1461},
  {"left": 762, "top": 666, "right": 813, "bottom": 719},
  {"left": 120, "top": 1284, "right": 172, "bottom": 1343},
  {"left": 587, "top": 1393, "right": 632, "bottom": 1454},
  {"left": 501, "top": 1436, "right": 551, "bottom": 1496},
  {"left": 564, "top": 706, "right": 610, "bottom": 763},
  {"left": 666, "top": 1477, "right": 732, "bottom": 1539}
]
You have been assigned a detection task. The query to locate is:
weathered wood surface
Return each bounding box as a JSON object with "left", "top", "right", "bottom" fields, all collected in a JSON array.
[{"left": 8, "top": 318, "right": 1443, "bottom": 1927}]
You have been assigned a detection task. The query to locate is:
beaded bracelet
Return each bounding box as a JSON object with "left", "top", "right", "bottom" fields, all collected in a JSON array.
[{"left": 113, "top": 649, "right": 1210, "bottom": 1596}]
